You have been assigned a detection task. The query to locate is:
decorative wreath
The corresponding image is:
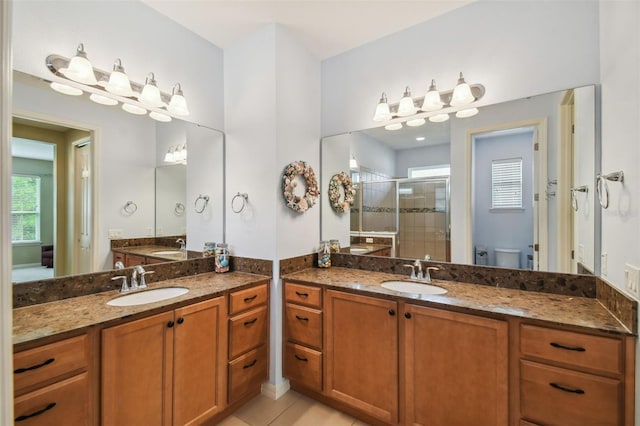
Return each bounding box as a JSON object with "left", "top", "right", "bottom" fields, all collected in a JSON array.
[
  {"left": 328, "top": 172, "right": 356, "bottom": 213},
  {"left": 282, "top": 160, "right": 319, "bottom": 213}
]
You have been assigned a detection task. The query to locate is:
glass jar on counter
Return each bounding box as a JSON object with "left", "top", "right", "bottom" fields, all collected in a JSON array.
[
  {"left": 203, "top": 242, "right": 216, "bottom": 257},
  {"left": 214, "top": 243, "right": 230, "bottom": 273},
  {"left": 329, "top": 239, "right": 341, "bottom": 253},
  {"left": 317, "top": 240, "right": 331, "bottom": 268}
]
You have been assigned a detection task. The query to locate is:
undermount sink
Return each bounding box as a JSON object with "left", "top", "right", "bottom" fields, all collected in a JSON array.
[
  {"left": 350, "top": 248, "right": 369, "bottom": 254},
  {"left": 150, "top": 250, "right": 184, "bottom": 256},
  {"left": 380, "top": 280, "right": 448, "bottom": 295},
  {"left": 107, "top": 287, "right": 189, "bottom": 307}
]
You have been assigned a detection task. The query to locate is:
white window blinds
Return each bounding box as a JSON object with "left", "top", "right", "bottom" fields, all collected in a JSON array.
[
  {"left": 11, "top": 175, "right": 41, "bottom": 242},
  {"left": 491, "top": 158, "right": 522, "bottom": 209}
]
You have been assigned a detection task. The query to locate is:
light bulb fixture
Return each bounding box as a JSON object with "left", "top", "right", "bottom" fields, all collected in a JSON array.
[
  {"left": 373, "top": 92, "right": 392, "bottom": 122},
  {"left": 46, "top": 46, "right": 193, "bottom": 122},
  {"left": 61, "top": 43, "right": 98, "bottom": 85},
  {"left": 50, "top": 81, "right": 83, "bottom": 96},
  {"left": 421, "top": 79, "right": 443, "bottom": 111},
  {"left": 164, "top": 148, "right": 176, "bottom": 163},
  {"left": 450, "top": 72, "right": 475, "bottom": 106},
  {"left": 455, "top": 108, "right": 479, "bottom": 118},
  {"left": 385, "top": 123, "right": 403, "bottom": 131},
  {"left": 397, "top": 86, "right": 417, "bottom": 117},
  {"left": 416, "top": 136, "right": 425, "bottom": 141},
  {"left": 429, "top": 113, "right": 450, "bottom": 123},
  {"left": 164, "top": 144, "right": 187, "bottom": 164},
  {"left": 89, "top": 93, "right": 118, "bottom": 106},
  {"left": 122, "top": 103, "right": 147, "bottom": 115},
  {"left": 349, "top": 155, "right": 359, "bottom": 170},
  {"left": 167, "top": 83, "right": 190, "bottom": 116},
  {"left": 138, "top": 73, "right": 164, "bottom": 108},
  {"left": 105, "top": 58, "right": 133, "bottom": 97},
  {"left": 406, "top": 118, "right": 426, "bottom": 127}
]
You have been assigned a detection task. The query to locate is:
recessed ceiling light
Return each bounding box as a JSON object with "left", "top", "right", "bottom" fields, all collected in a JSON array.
[{"left": 416, "top": 136, "right": 425, "bottom": 141}]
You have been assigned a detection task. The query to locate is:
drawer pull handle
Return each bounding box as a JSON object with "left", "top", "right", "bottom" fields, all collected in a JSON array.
[
  {"left": 549, "top": 382, "right": 585, "bottom": 394},
  {"left": 294, "top": 354, "right": 308, "bottom": 362},
  {"left": 15, "top": 402, "right": 57, "bottom": 422},
  {"left": 243, "top": 359, "right": 257, "bottom": 369},
  {"left": 295, "top": 291, "right": 309, "bottom": 298},
  {"left": 14, "top": 358, "right": 55, "bottom": 374},
  {"left": 550, "top": 342, "right": 586, "bottom": 352},
  {"left": 295, "top": 315, "right": 309, "bottom": 322},
  {"left": 244, "top": 318, "right": 258, "bottom": 326},
  {"left": 243, "top": 295, "right": 258, "bottom": 303}
]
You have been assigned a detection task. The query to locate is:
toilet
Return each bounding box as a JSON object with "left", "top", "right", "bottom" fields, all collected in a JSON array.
[{"left": 495, "top": 248, "right": 521, "bottom": 268}]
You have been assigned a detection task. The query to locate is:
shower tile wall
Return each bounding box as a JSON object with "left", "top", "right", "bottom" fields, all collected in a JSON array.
[
  {"left": 353, "top": 167, "right": 396, "bottom": 232},
  {"left": 398, "top": 181, "right": 448, "bottom": 261}
]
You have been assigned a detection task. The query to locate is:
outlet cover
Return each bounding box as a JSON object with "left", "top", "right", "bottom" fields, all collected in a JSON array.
[
  {"left": 365, "top": 237, "right": 374, "bottom": 243},
  {"left": 624, "top": 264, "right": 640, "bottom": 298},
  {"left": 601, "top": 252, "right": 608, "bottom": 276},
  {"left": 108, "top": 229, "right": 123, "bottom": 239},
  {"left": 146, "top": 227, "right": 153, "bottom": 236}
]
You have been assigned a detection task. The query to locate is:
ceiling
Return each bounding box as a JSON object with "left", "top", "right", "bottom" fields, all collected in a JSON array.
[{"left": 141, "top": 0, "right": 474, "bottom": 60}]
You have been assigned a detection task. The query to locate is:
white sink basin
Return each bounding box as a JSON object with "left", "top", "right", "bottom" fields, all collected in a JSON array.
[
  {"left": 380, "top": 281, "right": 447, "bottom": 295},
  {"left": 107, "top": 287, "right": 189, "bottom": 307},
  {"left": 150, "top": 250, "right": 184, "bottom": 256},
  {"left": 350, "top": 248, "right": 368, "bottom": 254}
]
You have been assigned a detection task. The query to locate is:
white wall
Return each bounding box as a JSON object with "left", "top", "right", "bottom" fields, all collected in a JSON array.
[
  {"left": 321, "top": 134, "right": 350, "bottom": 246},
  {"left": 599, "top": 3, "right": 640, "bottom": 422},
  {"left": 395, "top": 143, "right": 451, "bottom": 178}
]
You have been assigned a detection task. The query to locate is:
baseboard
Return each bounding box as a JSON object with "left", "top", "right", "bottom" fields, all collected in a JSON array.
[{"left": 261, "top": 379, "right": 290, "bottom": 400}]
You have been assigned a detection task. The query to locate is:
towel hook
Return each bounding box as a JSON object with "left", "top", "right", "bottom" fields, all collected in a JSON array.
[
  {"left": 596, "top": 171, "right": 624, "bottom": 209},
  {"left": 232, "top": 192, "right": 249, "bottom": 213},
  {"left": 194, "top": 194, "right": 210, "bottom": 214},
  {"left": 570, "top": 185, "right": 588, "bottom": 211},
  {"left": 174, "top": 202, "right": 185, "bottom": 215},
  {"left": 123, "top": 201, "right": 138, "bottom": 214}
]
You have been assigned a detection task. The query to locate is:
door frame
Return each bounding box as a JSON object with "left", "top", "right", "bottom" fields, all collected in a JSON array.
[
  {"left": 557, "top": 90, "right": 575, "bottom": 273},
  {"left": 465, "top": 117, "right": 548, "bottom": 270}
]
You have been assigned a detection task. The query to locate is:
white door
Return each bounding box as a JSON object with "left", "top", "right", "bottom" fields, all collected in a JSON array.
[{"left": 73, "top": 141, "right": 92, "bottom": 274}]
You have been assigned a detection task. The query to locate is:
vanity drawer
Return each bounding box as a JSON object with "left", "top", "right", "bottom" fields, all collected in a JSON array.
[
  {"left": 520, "top": 360, "right": 621, "bottom": 426},
  {"left": 14, "top": 372, "right": 89, "bottom": 426},
  {"left": 285, "top": 304, "right": 322, "bottom": 350},
  {"left": 229, "top": 284, "right": 268, "bottom": 315},
  {"left": 285, "top": 282, "right": 322, "bottom": 309},
  {"left": 228, "top": 345, "right": 268, "bottom": 402},
  {"left": 229, "top": 306, "right": 268, "bottom": 359},
  {"left": 520, "top": 324, "right": 622, "bottom": 375},
  {"left": 14, "top": 334, "right": 89, "bottom": 394},
  {"left": 284, "top": 343, "right": 322, "bottom": 392}
]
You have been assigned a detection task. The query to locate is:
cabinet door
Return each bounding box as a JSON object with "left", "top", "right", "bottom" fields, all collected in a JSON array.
[
  {"left": 325, "top": 290, "right": 398, "bottom": 424},
  {"left": 102, "top": 311, "right": 174, "bottom": 426},
  {"left": 403, "top": 304, "right": 508, "bottom": 426},
  {"left": 173, "top": 297, "right": 227, "bottom": 426}
]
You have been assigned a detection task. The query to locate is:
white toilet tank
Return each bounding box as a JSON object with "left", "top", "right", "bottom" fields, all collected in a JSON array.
[{"left": 495, "top": 248, "right": 521, "bottom": 268}]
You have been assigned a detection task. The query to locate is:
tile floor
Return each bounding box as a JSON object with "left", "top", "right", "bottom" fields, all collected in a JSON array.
[{"left": 218, "top": 391, "right": 370, "bottom": 426}]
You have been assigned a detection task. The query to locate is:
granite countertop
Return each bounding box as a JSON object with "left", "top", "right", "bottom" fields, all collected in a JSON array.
[
  {"left": 284, "top": 267, "right": 632, "bottom": 336},
  {"left": 112, "top": 245, "right": 189, "bottom": 262},
  {"left": 13, "top": 271, "right": 269, "bottom": 346}
]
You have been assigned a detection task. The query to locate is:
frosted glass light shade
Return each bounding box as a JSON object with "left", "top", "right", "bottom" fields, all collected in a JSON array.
[
  {"left": 106, "top": 60, "right": 133, "bottom": 97},
  {"left": 149, "top": 111, "right": 172, "bottom": 122},
  {"left": 429, "top": 113, "right": 450, "bottom": 123},
  {"left": 385, "top": 123, "right": 403, "bottom": 131},
  {"left": 138, "top": 73, "right": 164, "bottom": 107},
  {"left": 455, "top": 108, "right": 479, "bottom": 118},
  {"left": 62, "top": 44, "right": 97, "bottom": 85},
  {"left": 397, "top": 87, "right": 417, "bottom": 117},
  {"left": 122, "top": 103, "right": 147, "bottom": 115},
  {"left": 90, "top": 93, "right": 118, "bottom": 106},
  {"left": 164, "top": 149, "right": 175, "bottom": 163},
  {"left": 406, "top": 118, "right": 426, "bottom": 127},
  {"left": 50, "top": 81, "right": 83, "bottom": 96},
  {"left": 421, "top": 80, "right": 443, "bottom": 111},
  {"left": 168, "top": 86, "right": 190, "bottom": 116},
  {"left": 372, "top": 92, "right": 392, "bottom": 122},
  {"left": 450, "top": 72, "right": 475, "bottom": 106}
]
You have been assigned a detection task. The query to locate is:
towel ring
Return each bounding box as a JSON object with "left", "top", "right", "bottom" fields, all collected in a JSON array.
[
  {"left": 174, "top": 202, "right": 185, "bottom": 215},
  {"left": 232, "top": 192, "right": 249, "bottom": 213},
  {"left": 123, "top": 201, "right": 138, "bottom": 214},
  {"left": 570, "top": 185, "right": 588, "bottom": 211},
  {"left": 596, "top": 171, "right": 624, "bottom": 209},
  {"left": 194, "top": 194, "right": 210, "bottom": 214}
]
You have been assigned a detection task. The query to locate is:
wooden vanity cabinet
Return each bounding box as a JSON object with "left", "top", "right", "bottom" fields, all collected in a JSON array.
[
  {"left": 325, "top": 290, "right": 399, "bottom": 424},
  {"left": 283, "top": 281, "right": 323, "bottom": 392},
  {"left": 517, "top": 323, "right": 634, "bottom": 426},
  {"left": 14, "top": 332, "right": 95, "bottom": 426},
  {"left": 401, "top": 304, "right": 509, "bottom": 426},
  {"left": 102, "top": 296, "right": 227, "bottom": 426},
  {"left": 227, "top": 284, "right": 269, "bottom": 403}
]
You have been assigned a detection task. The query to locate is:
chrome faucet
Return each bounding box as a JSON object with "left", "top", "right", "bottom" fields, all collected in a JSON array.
[
  {"left": 176, "top": 238, "right": 186, "bottom": 251},
  {"left": 421, "top": 263, "right": 441, "bottom": 283},
  {"left": 112, "top": 275, "right": 129, "bottom": 293},
  {"left": 131, "top": 265, "right": 154, "bottom": 289},
  {"left": 403, "top": 259, "right": 441, "bottom": 283}
]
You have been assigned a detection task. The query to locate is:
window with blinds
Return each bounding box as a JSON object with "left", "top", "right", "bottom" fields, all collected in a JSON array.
[
  {"left": 491, "top": 158, "right": 523, "bottom": 209},
  {"left": 11, "top": 174, "right": 41, "bottom": 243}
]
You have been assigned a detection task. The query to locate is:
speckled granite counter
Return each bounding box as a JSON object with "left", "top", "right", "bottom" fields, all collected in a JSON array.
[
  {"left": 284, "top": 267, "right": 633, "bottom": 336},
  {"left": 112, "top": 245, "right": 192, "bottom": 262},
  {"left": 13, "top": 271, "right": 269, "bottom": 346}
]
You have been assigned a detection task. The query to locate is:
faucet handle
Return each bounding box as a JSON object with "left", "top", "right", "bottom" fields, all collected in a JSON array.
[
  {"left": 139, "top": 270, "right": 155, "bottom": 289},
  {"left": 111, "top": 275, "right": 129, "bottom": 293},
  {"left": 403, "top": 264, "right": 417, "bottom": 280}
]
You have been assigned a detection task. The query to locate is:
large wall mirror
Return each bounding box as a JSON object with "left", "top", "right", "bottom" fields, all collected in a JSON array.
[
  {"left": 321, "top": 85, "right": 598, "bottom": 275},
  {"left": 11, "top": 71, "right": 224, "bottom": 283}
]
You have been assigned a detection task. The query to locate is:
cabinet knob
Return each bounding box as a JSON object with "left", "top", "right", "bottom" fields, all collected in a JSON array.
[
  {"left": 388, "top": 309, "right": 395, "bottom": 316},
  {"left": 404, "top": 312, "right": 412, "bottom": 319},
  {"left": 167, "top": 321, "right": 175, "bottom": 328},
  {"left": 177, "top": 317, "right": 184, "bottom": 324}
]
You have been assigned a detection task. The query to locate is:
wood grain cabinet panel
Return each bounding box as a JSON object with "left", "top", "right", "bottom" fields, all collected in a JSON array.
[
  {"left": 284, "top": 342, "right": 322, "bottom": 392},
  {"left": 229, "top": 284, "right": 268, "bottom": 315},
  {"left": 284, "top": 282, "right": 322, "bottom": 309},
  {"left": 229, "top": 306, "right": 268, "bottom": 359},
  {"left": 228, "top": 345, "right": 268, "bottom": 402},
  {"left": 402, "top": 304, "right": 509, "bottom": 426},
  {"left": 285, "top": 303, "right": 322, "bottom": 350}
]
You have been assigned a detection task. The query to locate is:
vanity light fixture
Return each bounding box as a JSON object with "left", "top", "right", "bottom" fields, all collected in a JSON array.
[
  {"left": 149, "top": 111, "right": 172, "bottom": 122},
  {"left": 105, "top": 59, "right": 133, "bottom": 97},
  {"left": 61, "top": 43, "right": 97, "bottom": 85},
  {"left": 50, "top": 81, "right": 83, "bottom": 96},
  {"left": 122, "top": 103, "right": 147, "bottom": 115},
  {"left": 138, "top": 73, "right": 164, "bottom": 108},
  {"left": 167, "top": 83, "right": 190, "bottom": 117},
  {"left": 89, "top": 93, "right": 118, "bottom": 106},
  {"left": 372, "top": 92, "right": 392, "bottom": 122},
  {"left": 450, "top": 72, "right": 475, "bottom": 106},
  {"left": 349, "top": 155, "right": 359, "bottom": 170},
  {"left": 406, "top": 118, "right": 426, "bottom": 127},
  {"left": 164, "top": 143, "right": 187, "bottom": 164},
  {"left": 429, "top": 113, "right": 450, "bottom": 123},
  {"left": 397, "top": 86, "right": 418, "bottom": 117},
  {"left": 421, "top": 79, "right": 443, "bottom": 111},
  {"left": 455, "top": 108, "right": 479, "bottom": 118},
  {"left": 385, "top": 123, "right": 403, "bottom": 131}
]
